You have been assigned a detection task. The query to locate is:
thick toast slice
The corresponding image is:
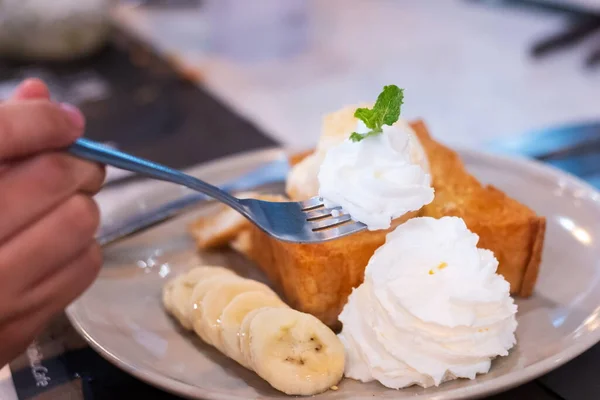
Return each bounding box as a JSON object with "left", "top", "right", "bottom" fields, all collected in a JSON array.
[{"left": 190, "top": 114, "right": 545, "bottom": 329}]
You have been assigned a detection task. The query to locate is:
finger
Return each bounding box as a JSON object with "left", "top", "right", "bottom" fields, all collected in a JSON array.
[
  {"left": 0, "top": 305, "right": 50, "bottom": 366},
  {"left": 84, "top": 163, "right": 107, "bottom": 195},
  {"left": 6, "top": 243, "right": 102, "bottom": 324},
  {"left": 39, "top": 243, "right": 103, "bottom": 314},
  {"left": 0, "top": 194, "right": 100, "bottom": 300},
  {"left": 0, "top": 154, "right": 105, "bottom": 242},
  {"left": 0, "top": 100, "right": 84, "bottom": 161},
  {"left": 9, "top": 78, "right": 51, "bottom": 101},
  {"left": 0, "top": 163, "right": 9, "bottom": 176},
  {"left": 0, "top": 243, "right": 101, "bottom": 365}
]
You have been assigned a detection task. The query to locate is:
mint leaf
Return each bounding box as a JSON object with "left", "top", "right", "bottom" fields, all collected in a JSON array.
[
  {"left": 374, "top": 85, "right": 404, "bottom": 127},
  {"left": 349, "top": 132, "right": 364, "bottom": 142},
  {"left": 350, "top": 85, "right": 404, "bottom": 142},
  {"left": 350, "top": 129, "right": 382, "bottom": 142},
  {"left": 354, "top": 107, "right": 378, "bottom": 130}
]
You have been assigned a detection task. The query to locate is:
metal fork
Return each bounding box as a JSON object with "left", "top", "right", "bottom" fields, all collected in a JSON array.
[{"left": 69, "top": 138, "right": 366, "bottom": 244}]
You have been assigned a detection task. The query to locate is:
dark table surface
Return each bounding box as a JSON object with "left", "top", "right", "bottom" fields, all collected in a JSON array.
[{"left": 1, "top": 30, "right": 598, "bottom": 400}]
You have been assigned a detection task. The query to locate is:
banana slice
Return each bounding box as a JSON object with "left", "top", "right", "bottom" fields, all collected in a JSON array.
[
  {"left": 189, "top": 274, "right": 246, "bottom": 344},
  {"left": 220, "top": 291, "right": 287, "bottom": 367},
  {"left": 162, "top": 275, "right": 182, "bottom": 315},
  {"left": 201, "top": 280, "right": 273, "bottom": 351},
  {"left": 183, "top": 265, "right": 235, "bottom": 283},
  {"left": 247, "top": 308, "right": 345, "bottom": 396},
  {"left": 169, "top": 266, "right": 236, "bottom": 330},
  {"left": 168, "top": 277, "right": 196, "bottom": 330},
  {"left": 238, "top": 307, "right": 271, "bottom": 370}
]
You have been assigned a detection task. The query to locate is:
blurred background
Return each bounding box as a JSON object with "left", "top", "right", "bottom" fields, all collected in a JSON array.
[
  {"left": 0, "top": 0, "right": 599, "bottom": 176},
  {"left": 1, "top": 1, "right": 600, "bottom": 399}
]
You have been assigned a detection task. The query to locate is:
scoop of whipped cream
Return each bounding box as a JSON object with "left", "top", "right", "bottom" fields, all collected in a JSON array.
[
  {"left": 317, "top": 119, "right": 434, "bottom": 230},
  {"left": 339, "top": 216, "right": 518, "bottom": 389}
]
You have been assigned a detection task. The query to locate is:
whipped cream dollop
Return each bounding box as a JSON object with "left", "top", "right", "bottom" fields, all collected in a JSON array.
[
  {"left": 318, "top": 119, "right": 434, "bottom": 230},
  {"left": 339, "top": 216, "right": 518, "bottom": 389}
]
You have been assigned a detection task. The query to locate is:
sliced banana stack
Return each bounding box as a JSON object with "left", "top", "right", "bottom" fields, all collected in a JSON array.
[{"left": 162, "top": 265, "right": 345, "bottom": 396}]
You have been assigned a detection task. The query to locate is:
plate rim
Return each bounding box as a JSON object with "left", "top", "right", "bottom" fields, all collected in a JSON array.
[{"left": 68, "top": 146, "right": 600, "bottom": 400}]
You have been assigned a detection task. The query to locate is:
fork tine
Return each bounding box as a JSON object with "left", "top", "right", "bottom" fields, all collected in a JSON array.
[
  {"left": 304, "top": 206, "right": 344, "bottom": 221},
  {"left": 305, "top": 208, "right": 332, "bottom": 220},
  {"left": 312, "top": 222, "right": 367, "bottom": 241},
  {"left": 311, "top": 214, "right": 353, "bottom": 230},
  {"left": 299, "top": 196, "right": 324, "bottom": 211}
]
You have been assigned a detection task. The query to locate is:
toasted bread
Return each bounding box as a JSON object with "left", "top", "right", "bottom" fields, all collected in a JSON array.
[{"left": 190, "top": 111, "right": 545, "bottom": 329}]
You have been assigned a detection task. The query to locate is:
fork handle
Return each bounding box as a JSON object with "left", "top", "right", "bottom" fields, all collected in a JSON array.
[{"left": 68, "top": 138, "right": 243, "bottom": 211}]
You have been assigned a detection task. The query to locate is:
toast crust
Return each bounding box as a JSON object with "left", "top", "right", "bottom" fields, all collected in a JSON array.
[{"left": 520, "top": 217, "right": 546, "bottom": 297}]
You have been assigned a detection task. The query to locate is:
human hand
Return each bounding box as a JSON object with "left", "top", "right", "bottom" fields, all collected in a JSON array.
[{"left": 0, "top": 79, "right": 106, "bottom": 366}]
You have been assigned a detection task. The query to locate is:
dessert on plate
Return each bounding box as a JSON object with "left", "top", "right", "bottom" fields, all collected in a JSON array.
[
  {"left": 190, "top": 86, "right": 546, "bottom": 329},
  {"left": 166, "top": 85, "right": 544, "bottom": 394}
]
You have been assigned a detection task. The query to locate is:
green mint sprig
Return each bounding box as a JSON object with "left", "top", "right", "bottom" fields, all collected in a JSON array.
[{"left": 350, "top": 85, "right": 404, "bottom": 142}]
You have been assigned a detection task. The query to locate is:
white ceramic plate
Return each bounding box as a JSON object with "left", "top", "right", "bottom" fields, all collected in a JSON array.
[{"left": 67, "top": 148, "right": 600, "bottom": 400}]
